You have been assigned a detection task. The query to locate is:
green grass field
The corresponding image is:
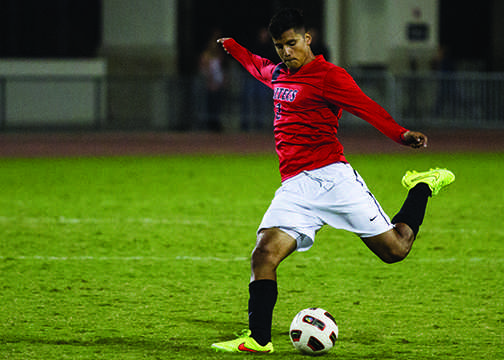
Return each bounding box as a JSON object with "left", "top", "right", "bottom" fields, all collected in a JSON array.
[{"left": 0, "top": 152, "right": 503, "bottom": 359}]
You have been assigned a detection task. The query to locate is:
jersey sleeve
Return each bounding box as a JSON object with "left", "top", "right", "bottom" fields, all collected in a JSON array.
[
  {"left": 222, "top": 38, "right": 277, "bottom": 88},
  {"left": 323, "top": 67, "right": 409, "bottom": 144}
]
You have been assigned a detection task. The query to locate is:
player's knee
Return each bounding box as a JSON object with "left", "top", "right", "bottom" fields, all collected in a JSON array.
[
  {"left": 251, "top": 229, "right": 287, "bottom": 269},
  {"left": 363, "top": 231, "right": 413, "bottom": 264},
  {"left": 251, "top": 241, "right": 276, "bottom": 268},
  {"left": 380, "top": 246, "right": 410, "bottom": 264},
  {"left": 376, "top": 227, "right": 415, "bottom": 264}
]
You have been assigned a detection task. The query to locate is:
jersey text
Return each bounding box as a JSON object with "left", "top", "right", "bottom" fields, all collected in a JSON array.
[{"left": 273, "top": 88, "right": 298, "bottom": 102}]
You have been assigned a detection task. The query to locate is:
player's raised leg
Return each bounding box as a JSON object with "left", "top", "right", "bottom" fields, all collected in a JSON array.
[{"left": 362, "top": 168, "right": 455, "bottom": 263}]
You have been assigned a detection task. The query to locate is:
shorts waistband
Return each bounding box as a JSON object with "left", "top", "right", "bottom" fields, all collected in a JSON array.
[{"left": 281, "top": 162, "right": 349, "bottom": 185}]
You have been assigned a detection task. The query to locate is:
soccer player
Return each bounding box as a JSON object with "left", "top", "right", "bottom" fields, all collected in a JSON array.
[{"left": 211, "top": 9, "right": 455, "bottom": 353}]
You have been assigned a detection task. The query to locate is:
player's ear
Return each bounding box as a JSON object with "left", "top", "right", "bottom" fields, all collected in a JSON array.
[{"left": 305, "top": 32, "right": 312, "bottom": 45}]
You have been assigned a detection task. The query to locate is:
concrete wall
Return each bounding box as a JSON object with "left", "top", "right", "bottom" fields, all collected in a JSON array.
[
  {"left": 101, "top": 0, "right": 178, "bottom": 75},
  {"left": 100, "top": 0, "right": 178, "bottom": 128},
  {"left": 324, "top": 0, "right": 438, "bottom": 71},
  {"left": 0, "top": 60, "right": 106, "bottom": 127}
]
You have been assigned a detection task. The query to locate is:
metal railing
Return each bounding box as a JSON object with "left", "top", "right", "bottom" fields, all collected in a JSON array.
[
  {"left": 348, "top": 70, "right": 504, "bottom": 129},
  {"left": 1, "top": 71, "right": 503, "bottom": 131}
]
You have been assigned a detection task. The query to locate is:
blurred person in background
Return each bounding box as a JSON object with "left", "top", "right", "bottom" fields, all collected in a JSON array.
[
  {"left": 199, "top": 30, "right": 226, "bottom": 131},
  {"left": 240, "top": 27, "right": 276, "bottom": 131}
]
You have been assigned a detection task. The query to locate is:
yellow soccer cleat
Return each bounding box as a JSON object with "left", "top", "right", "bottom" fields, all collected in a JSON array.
[
  {"left": 402, "top": 168, "right": 455, "bottom": 196},
  {"left": 211, "top": 330, "right": 274, "bottom": 353}
]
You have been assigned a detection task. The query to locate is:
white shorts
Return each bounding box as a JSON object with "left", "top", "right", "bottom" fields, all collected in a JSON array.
[{"left": 258, "top": 162, "right": 393, "bottom": 251}]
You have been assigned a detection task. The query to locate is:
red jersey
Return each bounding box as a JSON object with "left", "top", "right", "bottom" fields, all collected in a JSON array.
[{"left": 223, "top": 38, "right": 409, "bottom": 181}]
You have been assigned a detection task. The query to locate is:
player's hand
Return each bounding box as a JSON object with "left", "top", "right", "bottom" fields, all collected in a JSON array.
[
  {"left": 403, "top": 131, "right": 428, "bottom": 149},
  {"left": 217, "top": 38, "right": 231, "bottom": 53}
]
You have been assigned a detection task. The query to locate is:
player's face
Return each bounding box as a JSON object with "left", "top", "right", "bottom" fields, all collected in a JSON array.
[{"left": 273, "top": 28, "right": 314, "bottom": 71}]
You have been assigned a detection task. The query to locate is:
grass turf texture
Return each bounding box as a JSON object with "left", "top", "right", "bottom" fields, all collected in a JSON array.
[{"left": 0, "top": 153, "right": 502, "bottom": 359}]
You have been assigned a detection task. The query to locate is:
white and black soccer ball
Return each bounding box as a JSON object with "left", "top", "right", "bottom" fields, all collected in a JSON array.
[{"left": 289, "top": 308, "right": 339, "bottom": 354}]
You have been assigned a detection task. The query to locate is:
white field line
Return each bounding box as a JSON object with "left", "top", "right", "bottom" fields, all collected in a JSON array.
[
  {"left": 0, "top": 255, "right": 502, "bottom": 263},
  {"left": 0, "top": 215, "right": 256, "bottom": 227},
  {"left": 1, "top": 217, "right": 501, "bottom": 263},
  {"left": 0, "top": 216, "right": 484, "bottom": 234},
  {"left": 0, "top": 255, "right": 249, "bottom": 262}
]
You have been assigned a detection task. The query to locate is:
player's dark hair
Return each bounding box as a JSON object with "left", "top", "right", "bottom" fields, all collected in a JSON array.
[{"left": 268, "top": 8, "right": 306, "bottom": 39}]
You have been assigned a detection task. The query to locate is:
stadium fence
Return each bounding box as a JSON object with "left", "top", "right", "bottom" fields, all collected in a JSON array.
[{"left": 1, "top": 70, "right": 503, "bottom": 131}]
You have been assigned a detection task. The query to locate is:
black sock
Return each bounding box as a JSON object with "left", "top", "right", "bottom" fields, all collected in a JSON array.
[
  {"left": 392, "top": 183, "right": 431, "bottom": 236},
  {"left": 248, "top": 279, "right": 278, "bottom": 346}
]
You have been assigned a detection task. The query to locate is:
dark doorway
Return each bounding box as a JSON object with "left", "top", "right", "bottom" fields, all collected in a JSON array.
[{"left": 439, "top": 0, "right": 492, "bottom": 70}]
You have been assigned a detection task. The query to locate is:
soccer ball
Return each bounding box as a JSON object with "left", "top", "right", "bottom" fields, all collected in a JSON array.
[{"left": 289, "top": 308, "right": 338, "bottom": 354}]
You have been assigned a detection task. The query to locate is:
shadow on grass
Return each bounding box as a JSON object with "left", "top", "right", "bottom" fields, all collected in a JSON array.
[
  {"left": 2, "top": 335, "right": 172, "bottom": 349},
  {"left": 0, "top": 318, "right": 248, "bottom": 357}
]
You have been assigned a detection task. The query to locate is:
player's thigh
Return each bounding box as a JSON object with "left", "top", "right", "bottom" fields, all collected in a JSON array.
[
  {"left": 258, "top": 175, "right": 324, "bottom": 251},
  {"left": 316, "top": 166, "right": 393, "bottom": 238}
]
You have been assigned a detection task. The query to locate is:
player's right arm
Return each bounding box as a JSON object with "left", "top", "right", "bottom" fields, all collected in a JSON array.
[
  {"left": 323, "top": 66, "right": 413, "bottom": 146},
  {"left": 217, "top": 38, "right": 276, "bottom": 88}
]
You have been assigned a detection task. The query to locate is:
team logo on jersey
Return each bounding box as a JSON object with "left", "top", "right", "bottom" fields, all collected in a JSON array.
[{"left": 273, "top": 87, "right": 298, "bottom": 102}]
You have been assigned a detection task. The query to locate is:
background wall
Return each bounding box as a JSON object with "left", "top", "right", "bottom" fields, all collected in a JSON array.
[
  {"left": 101, "top": 0, "right": 178, "bottom": 75},
  {"left": 324, "top": 0, "right": 437, "bottom": 71},
  {"left": 1, "top": 0, "right": 502, "bottom": 72},
  {"left": 1, "top": 0, "right": 503, "bottom": 130}
]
